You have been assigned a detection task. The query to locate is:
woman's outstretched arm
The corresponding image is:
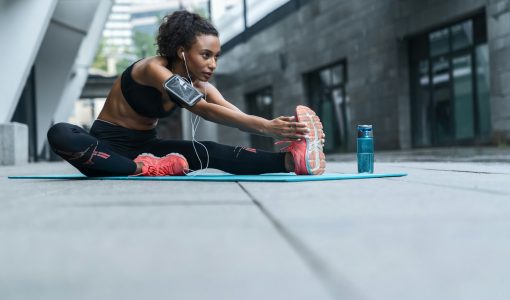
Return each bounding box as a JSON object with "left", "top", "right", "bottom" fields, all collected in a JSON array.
[
  {"left": 139, "top": 57, "right": 308, "bottom": 140},
  {"left": 189, "top": 100, "right": 308, "bottom": 141},
  {"left": 195, "top": 81, "right": 242, "bottom": 112}
]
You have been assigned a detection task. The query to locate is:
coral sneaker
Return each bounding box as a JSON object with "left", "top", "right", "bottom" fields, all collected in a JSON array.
[
  {"left": 134, "top": 153, "right": 189, "bottom": 176},
  {"left": 278, "top": 105, "right": 326, "bottom": 175}
]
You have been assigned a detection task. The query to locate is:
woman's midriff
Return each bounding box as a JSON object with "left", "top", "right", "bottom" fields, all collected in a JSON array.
[{"left": 97, "top": 77, "right": 159, "bottom": 130}]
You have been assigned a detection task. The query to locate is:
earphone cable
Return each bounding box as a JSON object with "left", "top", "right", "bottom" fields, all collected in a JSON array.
[{"left": 182, "top": 52, "right": 210, "bottom": 175}]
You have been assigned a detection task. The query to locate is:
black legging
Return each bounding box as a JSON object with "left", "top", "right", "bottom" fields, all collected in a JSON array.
[{"left": 47, "top": 121, "right": 287, "bottom": 177}]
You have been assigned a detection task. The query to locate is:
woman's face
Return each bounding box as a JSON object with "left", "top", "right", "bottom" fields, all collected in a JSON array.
[{"left": 183, "top": 34, "right": 221, "bottom": 82}]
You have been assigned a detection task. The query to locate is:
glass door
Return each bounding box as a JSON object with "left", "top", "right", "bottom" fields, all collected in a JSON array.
[
  {"left": 409, "top": 14, "right": 490, "bottom": 147},
  {"left": 452, "top": 53, "right": 475, "bottom": 140},
  {"left": 305, "top": 62, "right": 348, "bottom": 153},
  {"left": 431, "top": 56, "right": 453, "bottom": 144},
  {"left": 475, "top": 44, "right": 491, "bottom": 138},
  {"left": 245, "top": 87, "right": 274, "bottom": 151},
  {"left": 319, "top": 88, "right": 343, "bottom": 152}
]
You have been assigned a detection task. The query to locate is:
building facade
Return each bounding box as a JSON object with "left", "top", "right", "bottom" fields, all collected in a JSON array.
[{"left": 213, "top": 0, "right": 510, "bottom": 152}]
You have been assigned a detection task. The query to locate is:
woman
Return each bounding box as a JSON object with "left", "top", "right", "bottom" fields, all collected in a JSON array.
[{"left": 47, "top": 10, "right": 325, "bottom": 176}]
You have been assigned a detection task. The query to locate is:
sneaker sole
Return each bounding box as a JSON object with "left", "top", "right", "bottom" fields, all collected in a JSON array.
[{"left": 296, "top": 105, "right": 326, "bottom": 175}]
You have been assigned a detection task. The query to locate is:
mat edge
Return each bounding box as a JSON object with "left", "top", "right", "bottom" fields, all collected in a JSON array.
[{"left": 8, "top": 173, "right": 407, "bottom": 182}]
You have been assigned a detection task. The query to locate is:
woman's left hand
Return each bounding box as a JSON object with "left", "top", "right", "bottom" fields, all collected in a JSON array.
[{"left": 265, "top": 116, "right": 309, "bottom": 140}]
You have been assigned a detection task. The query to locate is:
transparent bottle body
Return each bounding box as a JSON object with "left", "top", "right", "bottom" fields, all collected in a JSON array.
[
  {"left": 357, "top": 125, "right": 374, "bottom": 173},
  {"left": 357, "top": 137, "right": 374, "bottom": 173}
]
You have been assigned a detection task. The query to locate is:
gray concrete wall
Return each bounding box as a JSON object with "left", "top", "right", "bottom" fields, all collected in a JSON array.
[
  {"left": 214, "top": 0, "right": 510, "bottom": 151},
  {"left": 487, "top": 0, "right": 510, "bottom": 142},
  {"left": 0, "top": 123, "right": 28, "bottom": 165}
]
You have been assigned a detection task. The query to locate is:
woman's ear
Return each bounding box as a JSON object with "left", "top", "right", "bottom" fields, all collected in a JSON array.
[{"left": 176, "top": 47, "right": 185, "bottom": 60}]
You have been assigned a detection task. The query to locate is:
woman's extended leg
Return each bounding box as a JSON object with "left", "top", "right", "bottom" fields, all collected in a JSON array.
[
  {"left": 147, "top": 140, "right": 287, "bottom": 175},
  {"left": 47, "top": 123, "right": 137, "bottom": 176}
]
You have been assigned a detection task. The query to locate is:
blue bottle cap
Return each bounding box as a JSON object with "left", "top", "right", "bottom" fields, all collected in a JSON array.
[{"left": 357, "top": 125, "right": 373, "bottom": 137}]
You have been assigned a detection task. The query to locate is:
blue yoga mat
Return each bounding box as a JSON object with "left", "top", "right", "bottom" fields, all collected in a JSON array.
[{"left": 8, "top": 173, "right": 407, "bottom": 182}]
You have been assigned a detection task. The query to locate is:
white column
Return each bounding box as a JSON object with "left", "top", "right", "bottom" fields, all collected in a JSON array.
[
  {"left": 34, "top": 0, "right": 112, "bottom": 154},
  {"left": 0, "top": 0, "right": 57, "bottom": 123},
  {"left": 53, "top": 0, "right": 113, "bottom": 124}
]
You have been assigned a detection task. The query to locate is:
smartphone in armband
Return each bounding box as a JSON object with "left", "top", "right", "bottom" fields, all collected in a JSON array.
[{"left": 163, "top": 75, "right": 203, "bottom": 107}]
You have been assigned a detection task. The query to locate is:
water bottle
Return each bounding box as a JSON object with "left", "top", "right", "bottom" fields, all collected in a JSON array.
[{"left": 357, "top": 125, "right": 374, "bottom": 173}]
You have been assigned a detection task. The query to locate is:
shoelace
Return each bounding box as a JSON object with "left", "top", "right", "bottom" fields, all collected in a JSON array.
[
  {"left": 146, "top": 165, "right": 159, "bottom": 176},
  {"left": 274, "top": 140, "right": 295, "bottom": 152},
  {"left": 161, "top": 156, "right": 187, "bottom": 176},
  {"left": 159, "top": 162, "right": 174, "bottom": 176}
]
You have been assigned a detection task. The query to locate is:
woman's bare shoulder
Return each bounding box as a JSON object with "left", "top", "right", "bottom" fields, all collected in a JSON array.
[
  {"left": 131, "top": 56, "right": 171, "bottom": 86},
  {"left": 148, "top": 56, "right": 168, "bottom": 66},
  {"left": 134, "top": 56, "right": 168, "bottom": 70}
]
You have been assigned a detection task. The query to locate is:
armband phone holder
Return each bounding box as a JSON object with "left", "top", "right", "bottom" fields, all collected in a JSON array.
[{"left": 163, "top": 75, "right": 203, "bottom": 107}]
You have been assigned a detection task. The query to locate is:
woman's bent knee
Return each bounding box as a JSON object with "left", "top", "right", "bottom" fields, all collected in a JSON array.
[
  {"left": 47, "top": 123, "right": 70, "bottom": 146},
  {"left": 47, "top": 122, "right": 87, "bottom": 149}
]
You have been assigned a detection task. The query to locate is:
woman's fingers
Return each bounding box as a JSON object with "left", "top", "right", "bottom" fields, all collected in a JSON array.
[
  {"left": 293, "top": 124, "right": 309, "bottom": 134},
  {"left": 278, "top": 116, "right": 295, "bottom": 122},
  {"left": 273, "top": 116, "right": 324, "bottom": 140}
]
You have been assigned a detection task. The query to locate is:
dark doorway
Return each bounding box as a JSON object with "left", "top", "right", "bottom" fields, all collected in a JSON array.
[
  {"left": 245, "top": 87, "right": 274, "bottom": 151},
  {"left": 304, "top": 61, "right": 348, "bottom": 152}
]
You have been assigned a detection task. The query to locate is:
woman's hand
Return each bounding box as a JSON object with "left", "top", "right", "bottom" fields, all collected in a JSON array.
[
  {"left": 266, "top": 116, "right": 326, "bottom": 147},
  {"left": 265, "top": 116, "right": 310, "bottom": 141}
]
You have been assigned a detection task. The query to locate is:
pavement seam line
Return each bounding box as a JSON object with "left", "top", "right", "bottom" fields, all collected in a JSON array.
[
  {"left": 395, "top": 165, "right": 510, "bottom": 175},
  {"left": 237, "top": 182, "right": 366, "bottom": 300},
  {"left": 58, "top": 201, "right": 252, "bottom": 208},
  {"left": 384, "top": 177, "right": 510, "bottom": 196}
]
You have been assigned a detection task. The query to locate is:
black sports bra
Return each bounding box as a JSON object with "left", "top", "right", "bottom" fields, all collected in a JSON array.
[{"left": 120, "top": 60, "right": 177, "bottom": 118}]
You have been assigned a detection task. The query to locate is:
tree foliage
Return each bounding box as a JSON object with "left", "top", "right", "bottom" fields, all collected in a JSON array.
[
  {"left": 133, "top": 30, "right": 157, "bottom": 58},
  {"left": 91, "top": 37, "right": 108, "bottom": 71}
]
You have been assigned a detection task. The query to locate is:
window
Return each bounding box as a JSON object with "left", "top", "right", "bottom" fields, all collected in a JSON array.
[
  {"left": 245, "top": 87, "right": 274, "bottom": 150},
  {"left": 409, "top": 13, "right": 490, "bottom": 147},
  {"left": 304, "top": 61, "right": 348, "bottom": 152}
]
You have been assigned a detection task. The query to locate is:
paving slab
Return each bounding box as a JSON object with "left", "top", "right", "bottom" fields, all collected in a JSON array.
[
  {"left": 0, "top": 205, "right": 333, "bottom": 300},
  {"left": 2, "top": 159, "right": 510, "bottom": 300},
  {"left": 0, "top": 179, "right": 253, "bottom": 208},
  {"left": 0, "top": 162, "right": 333, "bottom": 300},
  {"left": 328, "top": 160, "right": 510, "bottom": 174},
  {"left": 242, "top": 161, "right": 510, "bottom": 300},
  {"left": 329, "top": 162, "right": 510, "bottom": 195}
]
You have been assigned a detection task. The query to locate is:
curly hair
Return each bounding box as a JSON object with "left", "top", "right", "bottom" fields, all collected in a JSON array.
[{"left": 156, "top": 10, "right": 218, "bottom": 65}]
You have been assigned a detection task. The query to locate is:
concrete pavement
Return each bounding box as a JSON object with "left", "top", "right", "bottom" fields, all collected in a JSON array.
[{"left": 1, "top": 149, "right": 509, "bottom": 300}]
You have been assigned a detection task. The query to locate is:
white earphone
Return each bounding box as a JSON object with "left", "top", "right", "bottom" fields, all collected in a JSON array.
[{"left": 180, "top": 49, "right": 210, "bottom": 174}]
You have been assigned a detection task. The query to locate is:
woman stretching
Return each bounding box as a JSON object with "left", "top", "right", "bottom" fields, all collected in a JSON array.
[{"left": 47, "top": 11, "right": 326, "bottom": 177}]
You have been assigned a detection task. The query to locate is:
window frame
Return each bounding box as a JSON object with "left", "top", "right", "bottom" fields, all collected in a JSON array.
[{"left": 408, "top": 11, "right": 489, "bottom": 147}]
